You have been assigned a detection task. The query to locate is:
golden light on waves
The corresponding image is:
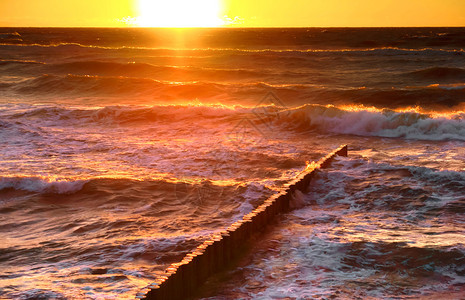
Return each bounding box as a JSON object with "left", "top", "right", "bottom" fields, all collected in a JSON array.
[{"left": 338, "top": 104, "right": 465, "bottom": 119}]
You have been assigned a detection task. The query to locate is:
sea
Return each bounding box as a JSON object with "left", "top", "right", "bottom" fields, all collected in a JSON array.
[{"left": 0, "top": 27, "right": 464, "bottom": 299}]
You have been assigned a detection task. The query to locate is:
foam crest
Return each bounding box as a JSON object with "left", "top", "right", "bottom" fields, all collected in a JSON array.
[
  {"left": 5, "top": 103, "right": 465, "bottom": 141},
  {"left": 283, "top": 105, "right": 465, "bottom": 141},
  {"left": 6, "top": 103, "right": 242, "bottom": 126},
  {"left": 0, "top": 176, "right": 88, "bottom": 194}
]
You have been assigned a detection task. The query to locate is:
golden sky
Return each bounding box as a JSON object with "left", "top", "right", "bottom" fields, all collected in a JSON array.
[{"left": 0, "top": 0, "right": 464, "bottom": 27}]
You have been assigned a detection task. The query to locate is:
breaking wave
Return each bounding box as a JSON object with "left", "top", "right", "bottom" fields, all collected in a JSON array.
[
  {"left": 4, "top": 103, "right": 465, "bottom": 141},
  {"left": 0, "top": 176, "right": 88, "bottom": 194},
  {"left": 281, "top": 104, "right": 465, "bottom": 141}
]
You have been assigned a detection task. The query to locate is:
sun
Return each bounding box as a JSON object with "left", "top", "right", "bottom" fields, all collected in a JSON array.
[{"left": 137, "top": 0, "right": 224, "bottom": 27}]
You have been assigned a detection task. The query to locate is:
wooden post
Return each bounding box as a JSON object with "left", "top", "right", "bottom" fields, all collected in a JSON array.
[{"left": 140, "top": 145, "right": 348, "bottom": 300}]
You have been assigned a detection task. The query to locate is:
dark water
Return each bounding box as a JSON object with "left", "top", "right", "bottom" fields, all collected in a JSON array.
[{"left": 0, "top": 27, "right": 464, "bottom": 299}]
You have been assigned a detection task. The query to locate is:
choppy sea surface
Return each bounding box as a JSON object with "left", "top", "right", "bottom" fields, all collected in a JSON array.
[{"left": 0, "top": 28, "right": 464, "bottom": 299}]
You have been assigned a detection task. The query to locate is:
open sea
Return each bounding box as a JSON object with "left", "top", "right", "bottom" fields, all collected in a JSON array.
[{"left": 0, "top": 27, "right": 464, "bottom": 299}]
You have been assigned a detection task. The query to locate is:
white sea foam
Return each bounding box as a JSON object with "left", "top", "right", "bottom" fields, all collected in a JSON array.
[
  {"left": 284, "top": 105, "right": 465, "bottom": 141},
  {"left": 0, "top": 176, "right": 87, "bottom": 194}
]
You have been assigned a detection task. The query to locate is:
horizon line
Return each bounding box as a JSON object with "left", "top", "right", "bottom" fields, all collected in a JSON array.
[{"left": 1, "top": 25, "right": 465, "bottom": 29}]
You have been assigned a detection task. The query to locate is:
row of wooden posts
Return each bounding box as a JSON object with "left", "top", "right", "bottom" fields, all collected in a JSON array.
[{"left": 137, "top": 145, "right": 348, "bottom": 300}]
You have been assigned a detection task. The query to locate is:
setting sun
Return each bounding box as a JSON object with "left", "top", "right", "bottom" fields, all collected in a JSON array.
[
  {"left": 0, "top": 0, "right": 465, "bottom": 27},
  {"left": 136, "top": 0, "right": 224, "bottom": 27}
]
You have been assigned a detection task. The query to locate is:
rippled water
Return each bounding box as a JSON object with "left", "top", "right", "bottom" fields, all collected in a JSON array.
[
  {"left": 0, "top": 28, "right": 464, "bottom": 299},
  {"left": 199, "top": 139, "right": 465, "bottom": 299}
]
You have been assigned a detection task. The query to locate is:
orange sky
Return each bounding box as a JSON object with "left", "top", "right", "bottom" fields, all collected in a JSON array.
[{"left": 0, "top": 0, "right": 464, "bottom": 27}]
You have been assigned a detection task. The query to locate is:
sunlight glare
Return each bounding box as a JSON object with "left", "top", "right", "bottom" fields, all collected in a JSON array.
[{"left": 137, "top": 0, "right": 224, "bottom": 27}]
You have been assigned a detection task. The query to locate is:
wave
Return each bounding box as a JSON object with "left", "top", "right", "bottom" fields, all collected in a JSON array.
[
  {"left": 0, "top": 59, "right": 44, "bottom": 66},
  {"left": 0, "top": 32, "right": 21, "bottom": 38},
  {"left": 0, "top": 57, "right": 329, "bottom": 82},
  {"left": 6, "top": 104, "right": 242, "bottom": 129},
  {"left": 0, "top": 175, "right": 187, "bottom": 197},
  {"left": 9, "top": 74, "right": 280, "bottom": 101},
  {"left": 2, "top": 39, "right": 464, "bottom": 56},
  {"left": 0, "top": 176, "right": 88, "bottom": 194},
  {"left": 324, "top": 86, "right": 465, "bottom": 108},
  {"left": 0, "top": 59, "right": 45, "bottom": 76},
  {"left": 270, "top": 85, "right": 465, "bottom": 109},
  {"left": 8, "top": 73, "right": 465, "bottom": 109},
  {"left": 317, "top": 157, "right": 465, "bottom": 207},
  {"left": 45, "top": 60, "right": 265, "bottom": 82},
  {"left": 408, "top": 67, "right": 465, "bottom": 82},
  {"left": 0, "top": 175, "right": 262, "bottom": 225},
  {"left": 392, "top": 165, "right": 465, "bottom": 189},
  {"left": 4, "top": 102, "right": 465, "bottom": 141},
  {"left": 13, "top": 74, "right": 155, "bottom": 94},
  {"left": 281, "top": 104, "right": 465, "bottom": 141},
  {"left": 0, "top": 32, "right": 22, "bottom": 43},
  {"left": 424, "top": 83, "right": 465, "bottom": 90},
  {"left": 13, "top": 74, "right": 227, "bottom": 98}
]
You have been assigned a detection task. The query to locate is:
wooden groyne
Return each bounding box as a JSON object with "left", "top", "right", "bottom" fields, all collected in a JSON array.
[{"left": 136, "top": 145, "right": 348, "bottom": 300}]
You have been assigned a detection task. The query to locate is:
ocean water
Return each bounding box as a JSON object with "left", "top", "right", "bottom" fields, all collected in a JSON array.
[{"left": 0, "top": 27, "right": 464, "bottom": 299}]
